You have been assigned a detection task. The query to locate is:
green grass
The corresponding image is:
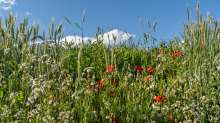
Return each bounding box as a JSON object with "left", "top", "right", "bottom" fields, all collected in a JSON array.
[{"left": 0, "top": 2, "right": 220, "bottom": 123}]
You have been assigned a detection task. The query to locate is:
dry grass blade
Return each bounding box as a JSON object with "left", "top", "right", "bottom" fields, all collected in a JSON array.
[
  {"left": 57, "top": 21, "right": 63, "bottom": 33},
  {"left": 187, "top": 5, "right": 189, "bottom": 21},
  {"left": 30, "top": 23, "right": 34, "bottom": 36},
  {"left": 62, "top": 28, "right": 64, "bottom": 38},
  {"left": 183, "top": 22, "right": 186, "bottom": 41},
  {"left": 82, "top": 9, "right": 86, "bottom": 23},
  {"left": 140, "top": 18, "right": 143, "bottom": 28},
  {"left": 48, "top": 26, "right": 51, "bottom": 39},
  {"left": 51, "top": 16, "right": 54, "bottom": 37},
  {"left": 63, "top": 15, "right": 71, "bottom": 24},
  {"left": 190, "top": 10, "right": 193, "bottom": 22},
  {"left": 147, "top": 19, "right": 150, "bottom": 28},
  {"left": 197, "top": 2, "right": 199, "bottom": 25},
  {"left": 153, "top": 20, "right": 157, "bottom": 32}
]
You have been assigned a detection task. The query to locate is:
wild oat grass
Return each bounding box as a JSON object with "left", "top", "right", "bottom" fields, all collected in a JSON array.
[{"left": 0, "top": 2, "right": 220, "bottom": 123}]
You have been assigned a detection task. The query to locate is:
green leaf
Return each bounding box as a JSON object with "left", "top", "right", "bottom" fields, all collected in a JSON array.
[
  {"left": 19, "top": 91, "right": 24, "bottom": 99},
  {"left": 17, "top": 97, "right": 23, "bottom": 101},
  {"left": 152, "top": 38, "right": 158, "bottom": 42},
  {"left": 1, "top": 91, "right": 3, "bottom": 97},
  {"left": 166, "top": 82, "right": 176, "bottom": 97},
  {"left": 75, "top": 23, "right": 82, "bottom": 30},
  {"left": 213, "top": 53, "right": 220, "bottom": 66},
  {"left": 30, "top": 35, "right": 45, "bottom": 42},
  {"left": 110, "top": 28, "right": 114, "bottom": 31},
  {"left": 71, "top": 107, "right": 75, "bottom": 113},
  {"left": 13, "top": 103, "right": 18, "bottom": 109},
  {"left": 0, "top": 85, "right": 7, "bottom": 90},
  {"left": 9, "top": 61, "right": 13, "bottom": 66}
]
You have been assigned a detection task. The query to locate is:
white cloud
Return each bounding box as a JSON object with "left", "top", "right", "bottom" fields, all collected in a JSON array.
[
  {"left": 180, "top": 40, "right": 184, "bottom": 44},
  {"left": 0, "top": 0, "right": 17, "bottom": 5},
  {"left": 54, "top": 29, "right": 136, "bottom": 49},
  {"left": 0, "top": 0, "right": 17, "bottom": 10},
  {"left": 26, "top": 12, "right": 32, "bottom": 15},
  {"left": 0, "top": 5, "right": 11, "bottom": 10}
]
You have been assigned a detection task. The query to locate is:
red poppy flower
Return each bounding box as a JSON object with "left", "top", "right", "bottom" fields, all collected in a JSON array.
[
  {"left": 168, "top": 115, "right": 173, "bottom": 122},
  {"left": 158, "top": 50, "right": 164, "bottom": 54},
  {"left": 134, "top": 65, "right": 143, "bottom": 72},
  {"left": 111, "top": 80, "right": 119, "bottom": 87},
  {"left": 63, "top": 86, "right": 68, "bottom": 89},
  {"left": 49, "top": 97, "right": 53, "bottom": 100},
  {"left": 97, "top": 81, "right": 105, "bottom": 86},
  {"left": 105, "top": 65, "right": 115, "bottom": 73},
  {"left": 111, "top": 115, "right": 117, "bottom": 122},
  {"left": 54, "top": 96, "right": 59, "bottom": 100},
  {"left": 94, "top": 87, "right": 100, "bottom": 93},
  {"left": 111, "top": 90, "right": 116, "bottom": 94},
  {"left": 155, "top": 95, "right": 165, "bottom": 103},
  {"left": 87, "top": 85, "right": 92, "bottom": 90},
  {"left": 147, "top": 68, "right": 154, "bottom": 72},
  {"left": 144, "top": 76, "right": 152, "bottom": 82},
  {"left": 130, "top": 89, "right": 132, "bottom": 93},
  {"left": 134, "top": 65, "right": 140, "bottom": 70},
  {"left": 201, "top": 43, "right": 204, "bottom": 47},
  {"left": 138, "top": 67, "right": 143, "bottom": 72},
  {"left": 173, "top": 51, "right": 180, "bottom": 57},
  {"left": 106, "top": 65, "right": 115, "bottom": 69}
]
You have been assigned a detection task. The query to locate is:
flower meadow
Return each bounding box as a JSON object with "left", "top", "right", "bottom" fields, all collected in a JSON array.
[{"left": 1, "top": 2, "right": 220, "bottom": 123}]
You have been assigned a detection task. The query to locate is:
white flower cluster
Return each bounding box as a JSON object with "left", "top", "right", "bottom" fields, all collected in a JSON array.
[
  {"left": 0, "top": 105, "right": 12, "bottom": 118},
  {"left": 72, "top": 92, "right": 79, "bottom": 100},
  {"left": 19, "top": 62, "right": 28, "bottom": 70},
  {"left": 57, "top": 111, "right": 72, "bottom": 121},
  {"left": 149, "top": 82, "right": 157, "bottom": 89},
  {"left": 152, "top": 104, "right": 160, "bottom": 111},
  {"left": 103, "top": 99, "right": 111, "bottom": 109},
  {"left": 0, "top": 75, "right": 6, "bottom": 86},
  {"left": 124, "top": 73, "right": 133, "bottom": 81},
  {"left": 83, "top": 67, "right": 94, "bottom": 72},
  {"left": 156, "top": 54, "right": 166, "bottom": 61},
  {"left": 4, "top": 48, "right": 10, "bottom": 54}
]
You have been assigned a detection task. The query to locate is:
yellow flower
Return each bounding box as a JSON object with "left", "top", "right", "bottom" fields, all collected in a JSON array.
[{"left": 1, "top": 21, "right": 3, "bottom": 24}]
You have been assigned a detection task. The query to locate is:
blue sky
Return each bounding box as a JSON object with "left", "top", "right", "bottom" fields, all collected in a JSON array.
[{"left": 0, "top": 0, "right": 219, "bottom": 50}]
